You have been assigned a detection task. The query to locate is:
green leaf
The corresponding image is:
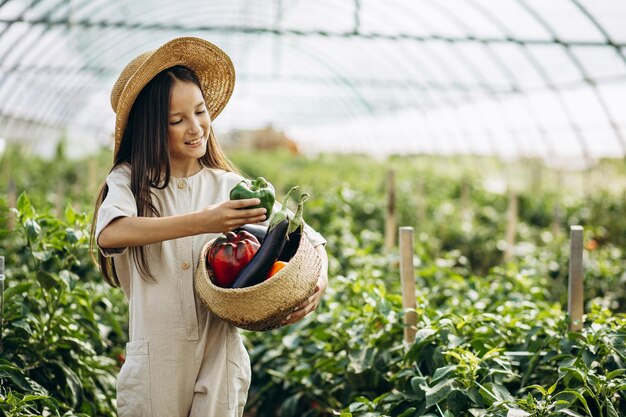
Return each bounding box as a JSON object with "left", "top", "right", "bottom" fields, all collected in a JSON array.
[
  {"left": 65, "top": 228, "right": 79, "bottom": 244},
  {"left": 49, "top": 360, "right": 84, "bottom": 408},
  {"left": 606, "top": 369, "right": 625, "bottom": 379},
  {"left": 559, "top": 409, "right": 585, "bottom": 417},
  {"left": 397, "top": 407, "right": 416, "bottom": 417},
  {"left": 606, "top": 401, "right": 619, "bottom": 417},
  {"left": 64, "top": 204, "right": 76, "bottom": 224},
  {"left": 555, "top": 389, "right": 592, "bottom": 416},
  {"left": 10, "top": 319, "right": 33, "bottom": 334},
  {"left": 527, "top": 384, "right": 548, "bottom": 396},
  {"left": 16, "top": 192, "right": 35, "bottom": 218},
  {"left": 410, "top": 376, "right": 427, "bottom": 398},
  {"left": 59, "top": 270, "right": 78, "bottom": 290},
  {"left": 432, "top": 365, "right": 457, "bottom": 383},
  {"left": 21, "top": 394, "right": 50, "bottom": 402},
  {"left": 25, "top": 218, "right": 41, "bottom": 240},
  {"left": 425, "top": 378, "right": 455, "bottom": 408},
  {"left": 4, "top": 282, "right": 33, "bottom": 299},
  {"left": 414, "top": 328, "right": 436, "bottom": 346},
  {"left": 506, "top": 410, "right": 530, "bottom": 417},
  {"left": 0, "top": 365, "right": 33, "bottom": 391},
  {"left": 32, "top": 250, "right": 52, "bottom": 262},
  {"left": 547, "top": 381, "right": 558, "bottom": 394},
  {"left": 36, "top": 270, "right": 59, "bottom": 290}
]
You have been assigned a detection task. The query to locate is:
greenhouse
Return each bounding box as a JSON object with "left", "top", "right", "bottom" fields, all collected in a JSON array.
[{"left": 0, "top": 0, "right": 625, "bottom": 416}]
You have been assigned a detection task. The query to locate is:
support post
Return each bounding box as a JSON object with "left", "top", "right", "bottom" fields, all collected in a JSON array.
[
  {"left": 551, "top": 203, "right": 562, "bottom": 238},
  {"left": 417, "top": 178, "right": 426, "bottom": 222},
  {"left": 399, "top": 227, "right": 417, "bottom": 345},
  {"left": 0, "top": 256, "right": 4, "bottom": 352},
  {"left": 503, "top": 191, "right": 518, "bottom": 262},
  {"left": 385, "top": 169, "right": 396, "bottom": 251},
  {"left": 568, "top": 226, "right": 584, "bottom": 331},
  {"left": 460, "top": 179, "right": 469, "bottom": 213},
  {"left": 7, "top": 179, "right": 16, "bottom": 231}
]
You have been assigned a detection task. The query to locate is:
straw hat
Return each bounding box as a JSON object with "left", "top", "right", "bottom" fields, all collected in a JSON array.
[
  {"left": 110, "top": 36, "right": 235, "bottom": 159},
  {"left": 195, "top": 233, "right": 322, "bottom": 331}
]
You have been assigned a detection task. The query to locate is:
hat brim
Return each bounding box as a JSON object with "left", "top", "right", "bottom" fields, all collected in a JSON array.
[{"left": 113, "top": 37, "right": 235, "bottom": 159}]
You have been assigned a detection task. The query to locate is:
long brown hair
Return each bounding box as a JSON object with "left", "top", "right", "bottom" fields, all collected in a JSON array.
[{"left": 90, "top": 65, "right": 238, "bottom": 287}]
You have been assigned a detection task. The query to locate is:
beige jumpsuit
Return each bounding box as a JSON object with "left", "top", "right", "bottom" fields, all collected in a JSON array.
[{"left": 96, "top": 164, "right": 326, "bottom": 417}]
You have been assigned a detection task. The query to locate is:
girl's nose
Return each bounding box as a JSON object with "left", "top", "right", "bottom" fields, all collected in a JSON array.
[{"left": 188, "top": 118, "right": 201, "bottom": 134}]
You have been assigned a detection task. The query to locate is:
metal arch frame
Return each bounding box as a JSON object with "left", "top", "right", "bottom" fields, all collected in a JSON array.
[
  {"left": 564, "top": 0, "right": 626, "bottom": 157},
  {"left": 1, "top": 0, "right": 167, "bottom": 139},
  {"left": 6, "top": 0, "right": 288, "bottom": 141},
  {"left": 0, "top": 14, "right": 508, "bottom": 156},
  {"left": 0, "top": 0, "right": 625, "bottom": 158},
  {"left": 0, "top": 0, "right": 50, "bottom": 70},
  {"left": 474, "top": 15, "right": 592, "bottom": 162},
  {"left": 311, "top": 1, "right": 483, "bottom": 156},
  {"left": 514, "top": 0, "right": 625, "bottom": 160},
  {"left": 352, "top": 2, "right": 468, "bottom": 156},
  {"left": 420, "top": 1, "right": 528, "bottom": 159},
  {"left": 8, "top": 2, "right": 383, "bottom": 150},
  {"left": 1, "top": 0, "right": 195, "bottom": 139},
  {"left": 425, "top": 0, "right": 558, "bottom": 160},
  {"left": 2, "top": 14, "right": 625, "bottom": 48},
  {"left": 278, "top": 37, "right": 394, "bottom": 155},
  {"left": 0, "top": 0, "right": 74, "bottom": 140},
  {"left": 464, "top": 0, "right": 558, "bottom": 159},
  {"left": 399, "top": 39, "right": 488, "bottom": 155},
  {"left": 382, "top": 37, "right": 485, "bottom": 156},
  {"left": 4, "top": 0, "right": 232, "bottom": 141},
  {"left": 369, "top": 0, "right": 506, "bottom": 158}
]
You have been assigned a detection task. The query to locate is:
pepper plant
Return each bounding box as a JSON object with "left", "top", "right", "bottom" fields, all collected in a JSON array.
[{"left": 0, "top": 193, "right": 127, "bottom": 417}]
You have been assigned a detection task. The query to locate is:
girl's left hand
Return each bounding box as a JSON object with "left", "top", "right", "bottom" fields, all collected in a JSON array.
[{"left": 282, "top": 272, "right": 328, "bottom": 325}]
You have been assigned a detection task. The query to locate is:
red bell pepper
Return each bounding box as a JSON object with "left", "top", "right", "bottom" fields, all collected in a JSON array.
[{"left": 208, "top": 230, "right": 261, "bottom": 288}]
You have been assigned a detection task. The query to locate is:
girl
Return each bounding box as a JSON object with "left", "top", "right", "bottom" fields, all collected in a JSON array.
[{"left": 90, "top": 37, "right": 329, "bottom": 417}]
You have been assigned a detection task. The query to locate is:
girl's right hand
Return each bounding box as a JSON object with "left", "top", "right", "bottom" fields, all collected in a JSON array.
[{"left": 200, "top": 198, "right": 267, "bottom": 234}]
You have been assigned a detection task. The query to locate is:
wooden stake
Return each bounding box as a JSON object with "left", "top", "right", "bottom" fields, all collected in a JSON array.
[
  {"left": 0, "top": 255, "right": 4, "bottom": 352},
  {"left": 503, "top": 191, "right": 518, "bottom": 262},
  {"left": 568, "top": 226, "right": 584, "bottom": 331},
  {"left": 88, "top": 159, "right": 98, "bottom": 196},
  {"left": 551, "top": 203, "right": 562, "bottom": 238},
  {"left": 7, "top": 179, "right": 16, "bottom": 231},
  {"left": 460, "top": 180, "right": 469, "bottom": 213},
  {"left": 416, "top": 178, "right": 426, "bottom": 222},
  {"left": 384, "top": 169, "right": 396, "bottom": 251},
  {"left": 399, "top": 227, "right": 417, "bottom": 345}
]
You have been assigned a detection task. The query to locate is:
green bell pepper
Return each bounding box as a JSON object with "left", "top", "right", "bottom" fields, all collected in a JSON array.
[{"left": 229, "top": 177, "right": 276, "bottom": 217}]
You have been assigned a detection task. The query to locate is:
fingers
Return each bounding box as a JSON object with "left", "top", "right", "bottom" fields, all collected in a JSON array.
[
  {"left": 228, "top": 198, "right": 262, "bottom": 209},
  {"left": 282, "top": 293, "right": 321, "bottom": 325}
]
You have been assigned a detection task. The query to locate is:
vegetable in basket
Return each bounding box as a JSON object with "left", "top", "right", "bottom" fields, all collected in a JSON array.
[
  {"left": 265, "top": 261, "right": 288, "bottom": 280},
  {"left": 230, "top": 177, "right": 276, "bottom": 218},
  {"left": 277, "top": 193, "right": 309, "bottom": 262},
  {"left": 234, "top": 223, "right": 267, "bottom": 243},
  {"left": 231, "top": 186, "right": 299, "bottom": 289},
  {"left": 207, "top": 230, "right": 260, "bottom": 288}
]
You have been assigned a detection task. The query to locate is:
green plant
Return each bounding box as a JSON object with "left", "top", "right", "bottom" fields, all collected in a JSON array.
[{"left": 0, "top": 194, "right": 127, "bottom": 417}]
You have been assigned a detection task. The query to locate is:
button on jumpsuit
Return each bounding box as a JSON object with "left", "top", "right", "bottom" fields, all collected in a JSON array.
[{"left": 96, "top": 164, "right": 326, "bottom": 417}]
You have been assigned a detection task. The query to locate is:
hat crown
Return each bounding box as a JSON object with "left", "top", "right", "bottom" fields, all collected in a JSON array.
[{"left": 110, "top": 51, "right": 153, "bottom": 112}]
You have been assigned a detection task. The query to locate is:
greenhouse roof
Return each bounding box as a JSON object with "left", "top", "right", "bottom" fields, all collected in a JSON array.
[{"left": 0, "top": 0, "right": 625, "bottom": 163}]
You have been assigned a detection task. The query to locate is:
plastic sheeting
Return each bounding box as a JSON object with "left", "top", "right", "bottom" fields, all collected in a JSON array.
[{"left": 0, "top": 0, "right": 625, "bottom": 162}]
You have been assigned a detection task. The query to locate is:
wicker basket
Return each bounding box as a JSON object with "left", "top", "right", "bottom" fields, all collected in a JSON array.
[{"left": 194, "top": 233, "right": 322, "bottom": 331}]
